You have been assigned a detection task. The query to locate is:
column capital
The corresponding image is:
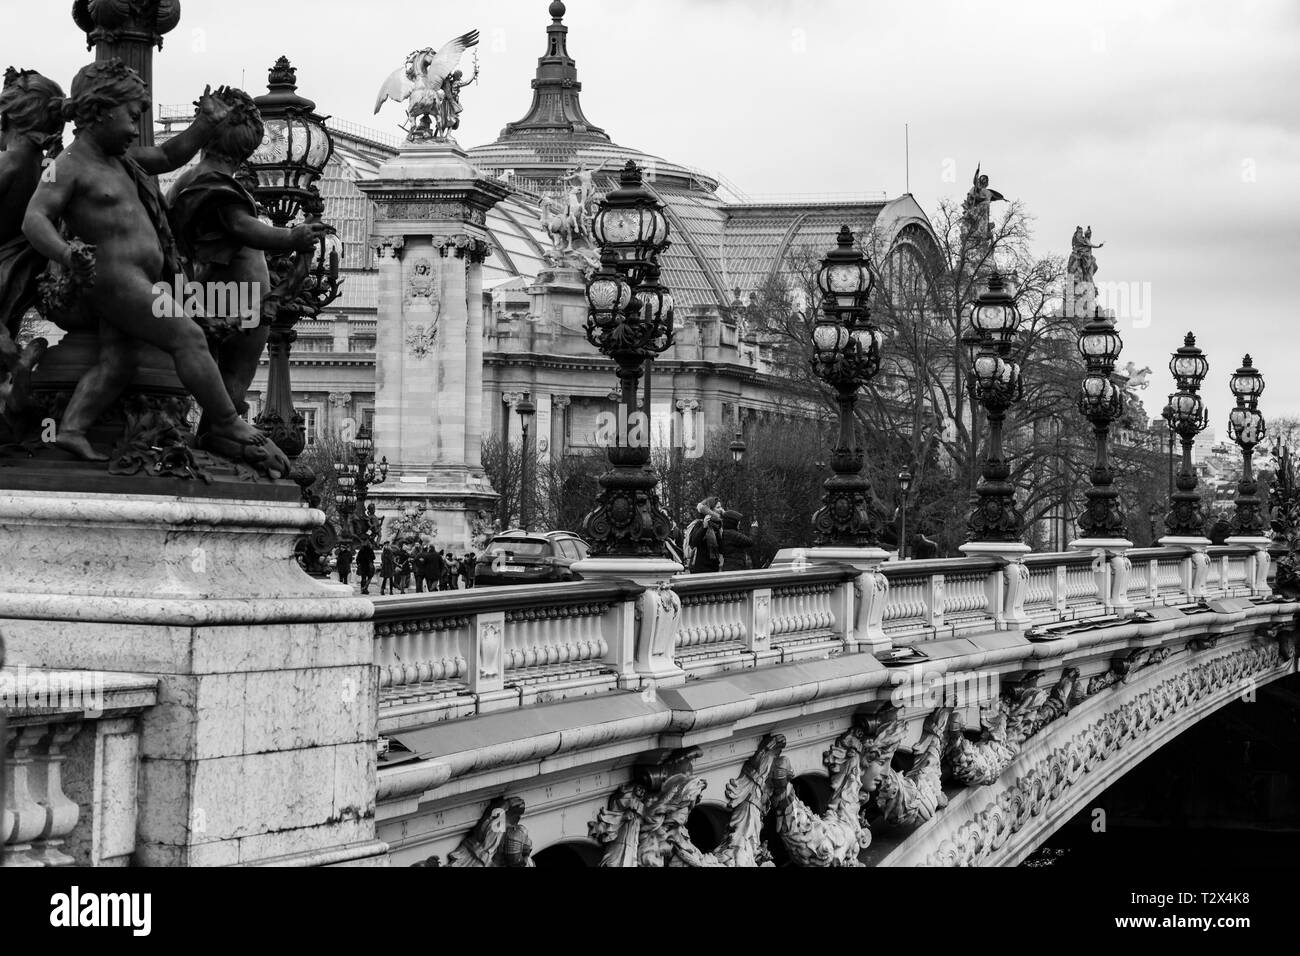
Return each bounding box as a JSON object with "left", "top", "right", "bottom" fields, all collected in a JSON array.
[{"left": 370, "top": 236, "right": 405, "bottom": 261}]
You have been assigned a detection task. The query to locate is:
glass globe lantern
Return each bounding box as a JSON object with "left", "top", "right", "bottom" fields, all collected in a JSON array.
[
  {"left": 351, "top": 424, "right": 375, "bottom": 462},
  {"left": 1229, "top": 355, "right": 1265, "bottom": 407},
  {"left": 816, "top": 226, "right": 874, "bottom": 322},
  {"left": 729, "top": 433, "right": 747, "bottom": 466},
  {"left": 585, "top": 251, "right": 633, "bottom": 330},
  {"left": 1229, "top": 407, "right": 1266, "bottom": 447},
  {"left": 973, "top": 352, "right": 1005, "bottom": 388},
  {"left": 591, "top": 162, "right": 671, "bottom": 277},
  {"left": 1169, "top": 333, "right": 1210, "bottom": 392},
  {"left": 248, "top": 57, "right": 335, "bottom": 226},
  {"left": 633, "top": 265, "right": 676, "bottom": 355},
  {"left": 812, "top": 320, "right": 851, "bottom": 365},
  {"left": 970, "top": 272, "right": 1020, "bottom": 346},
  {"left": 1079, "top": 322, "right": 1123, "bottom": 369}
]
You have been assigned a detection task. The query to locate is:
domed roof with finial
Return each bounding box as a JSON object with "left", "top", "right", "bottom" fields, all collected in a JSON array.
[{"left": 468, "top": 2, "right": 715, "bottom": 195}]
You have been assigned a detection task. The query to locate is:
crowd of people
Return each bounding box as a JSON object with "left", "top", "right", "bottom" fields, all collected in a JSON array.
[{"left": 333, "top": 542, "right": 477, "bottom": 596}]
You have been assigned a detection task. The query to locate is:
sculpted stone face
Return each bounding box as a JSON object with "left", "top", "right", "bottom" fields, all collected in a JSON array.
[
  {"left": 91, "top": 101, "right": 143, "bottom": 156},
  {"left": 861, "top": 755, "right": 890, "bottom": 795}
]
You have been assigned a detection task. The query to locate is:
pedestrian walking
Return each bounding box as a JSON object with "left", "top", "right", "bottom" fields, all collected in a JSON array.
[
  {"left": 335, "top": 545, "right": 353, "bottom": 586},
  {"left": 379, "top": 544, "right": 396, "bottom": 596},
  {"left": 357, "top": 541, "right": 376, "bottom": 595}
]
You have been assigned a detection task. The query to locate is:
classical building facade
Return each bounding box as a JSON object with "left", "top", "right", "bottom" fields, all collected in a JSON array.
[{"left": 154, "top": 4, "right": 939, "bottom": 485}]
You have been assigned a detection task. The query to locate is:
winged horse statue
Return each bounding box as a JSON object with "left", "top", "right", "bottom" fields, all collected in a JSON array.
[{"left": 374, "top": 29, "right": 480, "bottom": 142}]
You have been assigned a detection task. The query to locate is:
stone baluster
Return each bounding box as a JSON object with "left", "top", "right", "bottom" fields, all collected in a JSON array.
[
  {"left": 27, "top": 722, "right": 81, "bottom": 866},
  {"left": 3, "top": 724, "right": 56, "bottom": 866},
  {"left": 1052, "top": 565, "right": 1068, "bottom": 614}
]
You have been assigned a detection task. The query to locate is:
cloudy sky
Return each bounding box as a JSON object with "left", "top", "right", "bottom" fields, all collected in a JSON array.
[{"left": 12, "top": 0, "right": 1300, "bottom": 426}]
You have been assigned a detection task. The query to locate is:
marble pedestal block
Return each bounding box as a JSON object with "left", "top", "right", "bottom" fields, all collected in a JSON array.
[{"left": 0, "top": 490, "right": 387, "bottom": 867}]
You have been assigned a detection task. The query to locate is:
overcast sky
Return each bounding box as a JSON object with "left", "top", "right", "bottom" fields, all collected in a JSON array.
[{"left": 11, "top": 0, "right": 1300, "bottom": 426}]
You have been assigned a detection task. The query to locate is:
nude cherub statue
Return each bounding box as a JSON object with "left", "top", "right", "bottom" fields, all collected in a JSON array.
[
  {"left": 0, "top": 67, "right": 63, "bottom": 430},
  {"left": 22, "top": 59, "right": 291, "bottom": 476},
  {"left": 166, "top": 85, "right": 332, "bottom": 438}
]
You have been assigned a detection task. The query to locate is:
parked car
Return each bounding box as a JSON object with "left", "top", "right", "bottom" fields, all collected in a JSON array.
[{"left": 475, "top": 531, "right": 591, "bottom": 587}]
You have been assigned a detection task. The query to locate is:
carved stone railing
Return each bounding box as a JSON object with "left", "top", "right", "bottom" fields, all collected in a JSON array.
[
  {"left": 372, "top": 546, "right": 1276, "bottom": 719},
  {"left": 2, "top": 669, "right": 156, "bottom": 867},
  {"left": 373, "top": 581, "right": 645, "bottom": 718},
  {"left": 670, "top": 566, "right": 859, "bottom": 675}
]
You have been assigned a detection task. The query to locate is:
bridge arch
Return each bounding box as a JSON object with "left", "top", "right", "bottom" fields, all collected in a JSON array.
[
  {"left": 881, "top": 639, "right": 1290, "bottom": 866},
  {"left": 533, "top": 839, "right": 602, "bottom": 868}
]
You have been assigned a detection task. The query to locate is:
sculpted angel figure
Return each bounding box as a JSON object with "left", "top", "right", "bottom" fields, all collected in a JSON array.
[
  {"left": 374, "top": 30, "right": 480, "bottom": 142},
  {"left": 962, "top": 164, "right": 1005, "bottom": 245}
]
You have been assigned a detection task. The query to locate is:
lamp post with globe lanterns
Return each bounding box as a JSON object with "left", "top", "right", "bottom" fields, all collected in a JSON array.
[
  {"left": 1161, "top": 334, "right": 1211, "bottom": 543},
  {"left": 334, "top": 425, "right": 389, "bottom": 545},
  {"left": 579, "top": 162, "right": 676, "bottom": 559},
  {"left": 516, "top": 396, "right": 537, "bottom": 531},
  {"left": 245, "top": 57, "right": 343, "bottom": 469},
  {"left": 1073, "top": 312, "right": 1129, "bottom": 543},
  {"left": 1226, "top": 356, "right": 1268, "bottom": 537},
  {"left": 808, "top": 227, "right": 886, "bottom": 549},
  {"left": 897, "top": 469, "right": 914, "bottom": 560},
  {"left": 576, "top": 161, "right": 683, "bottom": 685},
  {"left": 1225, "top": 356, "right": 1274, "bottom": 595},
  {"left": 961, "top": 272, "right": 1028, "bottom": 553}
]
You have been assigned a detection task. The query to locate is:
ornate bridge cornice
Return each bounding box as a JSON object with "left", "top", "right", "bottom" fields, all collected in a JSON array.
[{"left": 886, "top": 635, "right": 1290, "bottom": 867}]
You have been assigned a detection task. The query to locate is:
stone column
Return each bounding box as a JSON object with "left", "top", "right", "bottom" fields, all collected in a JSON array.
[
  {"left": 464, "top": 250, "right": 487, "bottom": 474},
  {"left": 551, "top": 397, "right": 572, "bottom": 460},
  {"left": 371, "top": 237, "right": 405, "bottom": 471},
  {"left": 433, "top": 239, "right": 470, "bottom": 475},
  {"left": 357, "top": 143, "right": 507, "bottom": 551}
]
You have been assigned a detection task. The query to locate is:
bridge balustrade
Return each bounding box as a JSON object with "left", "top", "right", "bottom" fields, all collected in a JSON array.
[
  {"left": 1, "top": 671, "right": 155, "bottom": 868},
  {"left": 372, "top": 544, "right": 1275, "bottom": 719}
]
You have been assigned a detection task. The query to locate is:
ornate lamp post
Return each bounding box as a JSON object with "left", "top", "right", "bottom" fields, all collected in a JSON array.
[
  {"left": 516, "top": 396, "right": 536, "bottom": 531},
  {"left": 1162, "top": 333, "right": 1211, "bottom": 541},
  {"left": 1227, "top": 355, "right": 1268, "bottom": 539},
  {"left": 808, "top": 226, "right": 885, "bottom": 548},
  {"left": 245, "top": 58, "right": 342, "bottom": 466},
  {"left": 1074, "top": 314, "right": 1128, "bottom": 541},
  {"left": 963, "top": 272, "right": 1026, "bottom": 548},
  {"left": 897, "top": 469, "right": 913, "bottom": 560},
  {"left": 72, "top": 0, "right": 182, "bottom": 146},
  {"left": 334, "top": 425, "right": 389, "bottom": 545},
  {"left": 580, "top": 162, "right": 676, "bottom": 558}
]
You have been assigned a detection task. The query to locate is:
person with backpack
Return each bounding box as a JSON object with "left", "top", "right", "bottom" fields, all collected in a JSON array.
[{"left": 685, "top": 497, "right": 725, "bottom": 574}]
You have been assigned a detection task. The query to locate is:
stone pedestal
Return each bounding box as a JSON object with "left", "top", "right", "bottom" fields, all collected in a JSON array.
[
  {"left": 960, "top": 541, "right": 1033, "bottom": 630},
  {"left": 1160, "top": 536, "right": 1213, "bottom": 600},
  {"left": 357, "top": 141, "right": 510, "bottom": 552},
  {"left": 1226, "top": 536, "right": 1274, "bottom": 597},
  {"left": 572, "top": 557, "right": 685, "bottom": 688},
  {"left": 0, "top": 490, "right": 386, "bottom": 867}
]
